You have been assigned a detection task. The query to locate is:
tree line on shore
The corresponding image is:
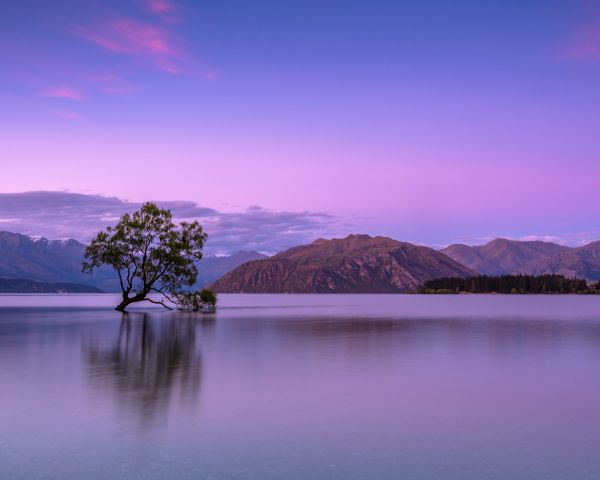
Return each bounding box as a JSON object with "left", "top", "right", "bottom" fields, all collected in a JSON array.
[{"left": 418, "top": 274, "right": 600, "bottom": 294}]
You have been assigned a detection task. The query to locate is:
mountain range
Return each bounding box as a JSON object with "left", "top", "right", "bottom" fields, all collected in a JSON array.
[
  {"left": 192, "top": 251, "right": 268, "bottom": 289},
  {"left": 2, "top": 230, "right": 600, "bottom": 294},
  {"left": 0, "top": 231, "right": 266, "bottom": 293},
  {"left": 210, "top": 234, "right": 476, "bottom": 293},
  {"left": 0, "top": 231, "right": 117, "bottom": 291},
  {"left": 0, "top": 278, "right": 102, "bottom": 293},
  {"left": 441, "top": 238, "right": 600, "bottom": 281}
]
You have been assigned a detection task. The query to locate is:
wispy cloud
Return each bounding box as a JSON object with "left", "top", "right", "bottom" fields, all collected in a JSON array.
[
  {"left": 560, "top": 21, "right": 600, "bottom": 60},
  {"left": 443, "top": 232, "right": 600, "bottom": 248},
  {"left": 0, "top": 192, "right": 341, "bottom": 255},
  {"left": 24, "top": 1, "right": 209, "bottom": 106},
  {"left": 42, "top": 87, "right": 84, "bottom": 100},
  {"left": 518, "top": 235, "right": 567, "bottom": 244},
  {"left": 146, "top": 0, "right": 180, "bottom": 23},
  {"left": 147, "top": 0, "right": 176, "bottom": 14},
  {"left": 77, "top": 18, "right": 182, "bottom": 74},
  {"left": 518, "top": 232, "right": 600, "bottom": 246}
]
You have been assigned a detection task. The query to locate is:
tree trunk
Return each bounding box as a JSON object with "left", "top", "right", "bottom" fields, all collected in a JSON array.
[
  {"left": 115, "top": 298, "right": 131, "bottom": 312},
  {"left": 115, "top": 291, "right": 151, "bottom": 311},
  {"left": 115, "top": 293, "right": 136, "bottom": 312}
]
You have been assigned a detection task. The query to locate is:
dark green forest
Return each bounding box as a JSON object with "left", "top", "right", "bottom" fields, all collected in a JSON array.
[{"left": 419, "top": 274, "right": 598, "bottom": 294}]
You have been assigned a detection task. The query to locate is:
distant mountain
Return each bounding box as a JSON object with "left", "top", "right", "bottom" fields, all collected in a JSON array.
[
  {"left": 0, "top": 278, "right": 103, "bottom": 293},
  {"left": 193, "top": 251, "right": 268, "bottom": 288},
  {"left": 441, "top": 239, "right": 568, "bottom": 276},
  {"left": 0, "top": 231, "right": 266, "bottom": 293},
  {"left": 5, "top": 228, "right": 600, "bottom": 292},
  {"left": 210, "top": 234, "right": 476, "bottom": 293},
  {"left": 523, "top": 241, "right": 600, "bottom": 281},
  {"left": 441, "top": 238, "right": 600, "bottom": 281},
  {"left": 0, "top": 231, "right": 117, "bottom": 291}
]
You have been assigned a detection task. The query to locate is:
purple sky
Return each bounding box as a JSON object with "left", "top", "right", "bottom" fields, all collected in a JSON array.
[{"left": 1, "top": 0, "right": 600, "bottom": 252}]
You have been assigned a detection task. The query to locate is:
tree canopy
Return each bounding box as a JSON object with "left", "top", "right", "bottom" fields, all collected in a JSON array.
[{"left": 82, "top": 202, "right": 207, "bottom": 311}]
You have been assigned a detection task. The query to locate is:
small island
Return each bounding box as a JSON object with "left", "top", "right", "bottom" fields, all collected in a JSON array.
[{"left": 418, "top": 274, "right": 600, "bottom": 294}]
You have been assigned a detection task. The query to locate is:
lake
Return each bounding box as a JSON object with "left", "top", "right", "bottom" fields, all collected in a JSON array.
[{"left": 1, "top": 294, "right": 600, "bottom": 479}]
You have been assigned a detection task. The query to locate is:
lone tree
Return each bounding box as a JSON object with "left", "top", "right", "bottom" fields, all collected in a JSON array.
[{"left": 83, "top": 202, "right": 207, "bottom": 312}]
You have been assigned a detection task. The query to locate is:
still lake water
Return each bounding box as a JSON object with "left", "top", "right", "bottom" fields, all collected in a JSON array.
[{"left": 1, "top": 294, "right": 600, "bottom": 479}]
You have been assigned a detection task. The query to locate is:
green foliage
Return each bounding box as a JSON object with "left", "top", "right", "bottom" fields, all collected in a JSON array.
[
  {"left": 422, "top": 288, "right": 457, "bottom": 294},
  {"left": 82, "top": 202, "right": 207, "bottom": 311},
  {"left": 200, "top": 288, "right": 217, "bottom": 305},
  {"left": 418, "top": 274, "right": 591, "bottom": 294},
  {"left": 433, "top": 288, "right": 457, "bottom": 294},
  {"left": 173, "top": 291, "right": 203, "bottom": 312},
  {"left": 173, "top": 289, "right": 217, "bottom": 312}
]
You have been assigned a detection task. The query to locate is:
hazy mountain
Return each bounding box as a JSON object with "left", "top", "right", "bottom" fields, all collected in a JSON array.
[
  {"left": 5, "top": 228, "right": 600, "bottom": 293},
  {"left": 441, "top": 238, "right": 600, "bottom": 281},
  {"left": 523, "top": 241, "right": 600, "bottom": 281},
  {"left": 210, "top": 234, "right": 476, "bottom": 293},
  {"left": 0, "top": 278, "right": 102, "bottom": 293},
  {"left": 193, "top": 251, "right": 268, "bottom": 288},
  {"left": 441, "top": 239, "right": 568, "bottom": 275},
  {"left": 0, "top": 231, "right": 117, "bottom": 291},
  {"left": 0, "top": 231, "right": 266, "bottom": 292}
]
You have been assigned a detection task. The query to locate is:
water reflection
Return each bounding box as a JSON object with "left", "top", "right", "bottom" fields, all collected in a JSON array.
[
  {"left": 83, "top": 313, "right": 204, "bottom": 426},
  {"left": 3, "top": 296, "right": 600, "bottom": 479}
]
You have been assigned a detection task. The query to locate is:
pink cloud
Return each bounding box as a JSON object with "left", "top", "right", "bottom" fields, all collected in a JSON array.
[
  {"left": 76, "top": 18, "right": 182, "bottom": 73},
  {"left": 146, "top": 0, "right": 180, "bottom": 23},
  {"left": 561, "top": 21, "right": 600, "bottom": 60},
  {"left": 43, "top": 87, "right": 84, "bottom": 100},
  {"left": 147, "top": 0, "right": 176, "bottom": 14}
]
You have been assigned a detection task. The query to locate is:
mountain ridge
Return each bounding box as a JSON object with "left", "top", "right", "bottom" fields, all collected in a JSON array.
[
  {"left": 0, "top": 231, "right": 268, "bottom": 292},
  {"left": 210, "top": 234, "right": 477, "bottom": 293},
  {"left": 0, "top": 277, "right": 103, "bottom": 293},
  {"left": 3, "top": 229, "right": 600, "bottom": 293},
  {"left": 192, "top": 251, "right": 268, "bottom": 288},
  {"left": 441, "top": 238, "right": 600, "bottom": 281}
]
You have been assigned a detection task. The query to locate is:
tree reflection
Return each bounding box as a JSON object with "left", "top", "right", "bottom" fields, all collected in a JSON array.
[{"left": 84, "top": 313, "right": 204, "bottom": 426}]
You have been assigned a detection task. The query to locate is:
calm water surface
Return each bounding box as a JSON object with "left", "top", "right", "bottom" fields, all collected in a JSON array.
[{"left": 1, "top": 294, "right": 600, "bottom": 479}]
